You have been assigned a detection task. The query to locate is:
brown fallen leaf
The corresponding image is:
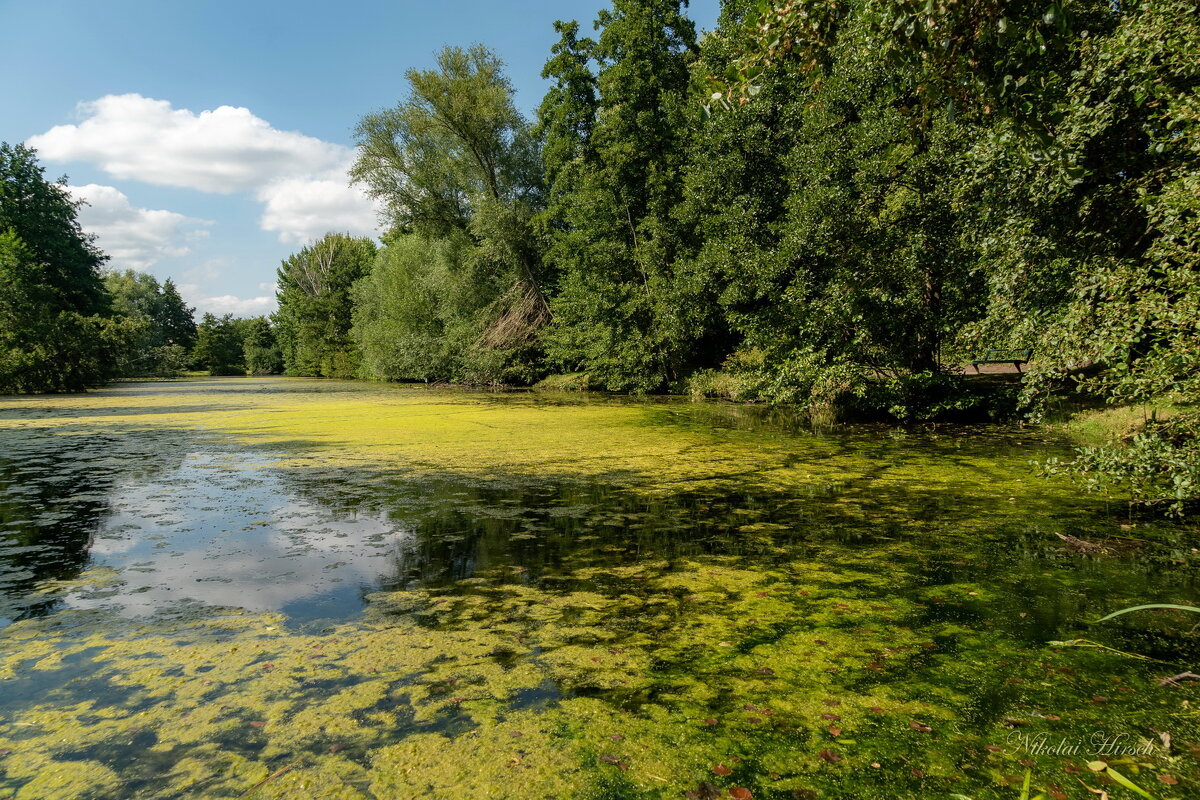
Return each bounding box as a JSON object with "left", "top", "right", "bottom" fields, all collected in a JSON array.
[
  {"left": 729, "top": 788, "right": 753, "bottom": 800},
  {"left": 819, "top": 749, "right": 842, "bottom": 763},
  {"left": 908, "top": 721, "right": 932, "bottom": 733},
  {"left": 713, "top": 764, "right": 733, "bottom": 776}
]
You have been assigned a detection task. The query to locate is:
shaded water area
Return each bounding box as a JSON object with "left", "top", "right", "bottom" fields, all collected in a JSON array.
[{"left": 0, "top": 377, "right": 1197, "bottom": 799}]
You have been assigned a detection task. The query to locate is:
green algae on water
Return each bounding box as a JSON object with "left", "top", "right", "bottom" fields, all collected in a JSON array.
[{"left": 0, "top": 378, "right": 1197, "bottom": 799}]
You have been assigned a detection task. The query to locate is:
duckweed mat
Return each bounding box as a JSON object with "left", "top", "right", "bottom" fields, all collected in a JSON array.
[{"left": 0, "top": 378, "right": 1197, "bottom": 799}]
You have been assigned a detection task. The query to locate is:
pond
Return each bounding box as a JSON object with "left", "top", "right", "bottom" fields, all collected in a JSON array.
[{"left": 0, "top": 377, "right": 1196, "bottom": 799}]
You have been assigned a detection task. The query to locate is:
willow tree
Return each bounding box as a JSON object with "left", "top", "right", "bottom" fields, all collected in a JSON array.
[{"left": 351, "top": 45, "right": 547, "bottom": 383}]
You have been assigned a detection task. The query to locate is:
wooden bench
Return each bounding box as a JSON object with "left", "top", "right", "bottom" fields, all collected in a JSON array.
[{"left": 972, "top": 348, "right": 1033, "bottom": 373}]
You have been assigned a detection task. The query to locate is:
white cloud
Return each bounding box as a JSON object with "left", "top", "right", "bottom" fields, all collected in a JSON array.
[
  {"left": 178, "top": 283, "right": 276, "bottom": 318},
  {"left": 31, "top": 93, "right": 381, "bottom": 246},
  {"left": 68, "top": 184, "right": 210, "bottom": 270},
  {"left": 257, "top": 171, "right": 380, "bottom": 244},
  {"left": 30, "top": 94, "right": 347, "bottom": 194}
]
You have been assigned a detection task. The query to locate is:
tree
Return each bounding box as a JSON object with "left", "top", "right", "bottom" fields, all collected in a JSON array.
[
  {"left": 240, "top": 317, "right": 283, "bottom": 375},
  {"left": 157, "top": 279, "right": 197, "bottom": 349},
  {"left": 191, "top": 313, "right": 245, "bottom": 376},
  {"left": 102, "top": 269, "right": 191, "bottom": 377},
  {"left": 352, "top": 233, "right": 474, "bottom": 382},
  {"left": 273, "top": 233, "right": 376, "bottom": 377},
  {"left": 0, "top": 143, "right": 107, "bottom": 316},
  {"left": 351, "top": 45, "right": 548, "bottom": 383},
  {"left": 540, "top": 0, "right": 707, "bottom": 391},
  {"left": 0, "top": 144, "right": 112, "bottom": 392}
]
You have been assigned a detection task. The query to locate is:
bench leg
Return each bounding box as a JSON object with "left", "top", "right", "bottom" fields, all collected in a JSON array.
[{"left": 1014, "top": 362, "right": 1022, "bottom": 373}]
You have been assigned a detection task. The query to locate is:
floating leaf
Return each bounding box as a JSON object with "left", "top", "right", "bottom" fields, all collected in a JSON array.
[
  {"left": 714, "top": 764, "right": 733, "bottom": 776},
  {"left": 729, "top": 788, "right": 753, "bottom": 800},
  {"left": 908, "top": 721, "right": 932, "bottom": 733},
  {"left": 819, "top": 749, "right": 842, "bottom": 763}
]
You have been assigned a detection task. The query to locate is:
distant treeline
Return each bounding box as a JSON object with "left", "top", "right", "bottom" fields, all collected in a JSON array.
[{"left": 2, "top": 0, "right": 1197, "bottom": 511}]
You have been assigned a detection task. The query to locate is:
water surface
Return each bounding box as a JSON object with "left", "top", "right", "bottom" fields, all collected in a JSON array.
[{"left": 0, "top": 378, "right": 1196, "bottom": 799}]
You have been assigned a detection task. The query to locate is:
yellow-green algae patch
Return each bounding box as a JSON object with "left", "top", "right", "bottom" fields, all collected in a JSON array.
[
  {"left": 2, "top": 553, "right": 1197, "bottom": 799},
  {"left": 1, "top": 378, "right": 1198, "bottom": 799},
  {"left": 0, "top": 377, "right": 1087, "bottom": 506}
]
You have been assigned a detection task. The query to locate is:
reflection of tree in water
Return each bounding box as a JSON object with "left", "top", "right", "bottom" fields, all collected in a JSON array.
[
  {"left": 277, "top": 460, "right": 1200, "bottom": 664},
  {"left": 0, "top": 428, "right": 191, "bottom": 621},
  {"left": 277, "top": 466, "right": 793, "bottom": 591}
]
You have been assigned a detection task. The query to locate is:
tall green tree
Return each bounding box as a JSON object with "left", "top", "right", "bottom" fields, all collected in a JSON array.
[
  {"left": 273, "top": 232, "right": 376, "bottom": 377},
  {"left": 0, "top": 144, "right": 112, "bottom": 392},
  {"left": 351, "top": 45, "right": 548, "bottom": 383},
  {"left": 240, "top": 317, "right": 283, "bottom": 375},
  {"left": 157, "top": 278, "right": 197, "bottom": 349},
  {"left": 541, "top": 0, "right": 706, "bottom": 391},
  {"left": 103, "top": 269, "right": 193, "bottom": 377},
  {"left": 351, "top": 233, "right": 473, "bottom": 383},
  {"left": 0, "top": 143, "right": 106, "bottom": 317},
  {"left": 191, "top": 313, "right": 245, "bottom": 376}
]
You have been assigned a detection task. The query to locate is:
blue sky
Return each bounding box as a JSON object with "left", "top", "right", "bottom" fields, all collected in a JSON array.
[{"left": 0, "top": 0, "right": 720, "bottom": 316}]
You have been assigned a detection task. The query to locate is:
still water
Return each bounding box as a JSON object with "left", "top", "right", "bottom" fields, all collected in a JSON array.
[{"left": 0, "top": 378, "right": 1196, "bottom": 799}]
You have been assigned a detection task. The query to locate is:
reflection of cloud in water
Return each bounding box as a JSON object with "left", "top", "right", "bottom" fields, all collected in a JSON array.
[{"left": 76, "top": 450, "right": 414, "bottom": 621}]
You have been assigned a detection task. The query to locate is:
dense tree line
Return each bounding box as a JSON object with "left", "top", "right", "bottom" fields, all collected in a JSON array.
[
  {"left": 280, "top": 0, "right": 1199, "bottom": 510},
  {"left": 0, "top": 143, "right": 284, "bottom": 388}
]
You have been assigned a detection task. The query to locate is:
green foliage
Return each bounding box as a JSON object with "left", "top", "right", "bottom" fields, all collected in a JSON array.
[
  {"left": 540, "top": 0, "right": 710, "bottom": 392},
  {"left": 240, "top": 317, "right": 282, "bottom": 375},
  {"left": 351, "top": 233, "right": 471, "bottom": 383},
  {"left": 1047, "top": 412, "right": 1200, "bottom": 517},
  {"left": 102, "top": 269, "right": 195, "bottom": 377},
  {"left": 699, "top": 0, "right": 1200, "bottom": 512},
  {"left": 0, "top": 144, "right": 111, "bottom": 393},
  {"left": 0, "top": 143, "right": 106, "bottom": 316},
  {"left": 191, "top": 313, "right": 245, "bottom": 376},
  {"left": 351, "top": 46, "right": 549, "bottom": 384},
  {"left": 273, "top": 232, "right": 376, "bottom": 377},
  {"left": 157, "top": 278, "right": 197, "bottom": 349}
]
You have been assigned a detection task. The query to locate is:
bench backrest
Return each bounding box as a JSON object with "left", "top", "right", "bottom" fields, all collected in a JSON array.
[{"left": 983, "top": 348, "right": 1033, "bottom": 361}]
